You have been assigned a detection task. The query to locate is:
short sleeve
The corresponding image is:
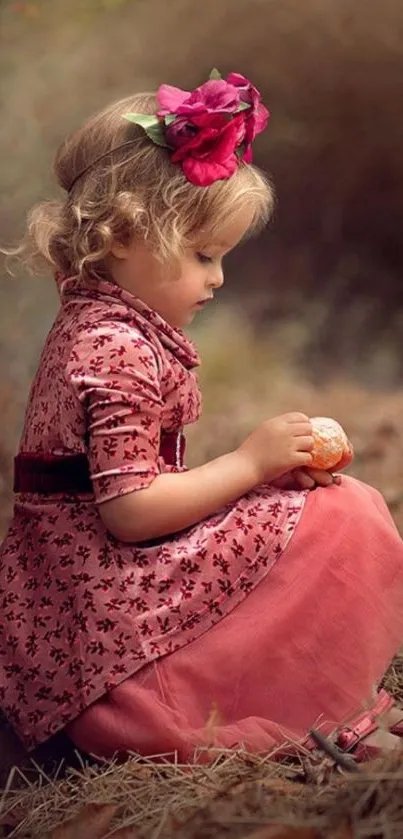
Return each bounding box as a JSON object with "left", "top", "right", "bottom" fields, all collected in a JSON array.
[{"left": 67, "top": 323, "right": 163, "bottom": 503}]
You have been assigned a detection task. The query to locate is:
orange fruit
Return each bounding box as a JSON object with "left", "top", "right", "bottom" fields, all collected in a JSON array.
[{"left": 310, "top": 416, "right": 351, "bottom": 470}]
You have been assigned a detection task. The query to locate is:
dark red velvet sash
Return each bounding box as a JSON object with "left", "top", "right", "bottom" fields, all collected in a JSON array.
[{"left": 13, "top": 431, "right": 185, "bottom": 495}]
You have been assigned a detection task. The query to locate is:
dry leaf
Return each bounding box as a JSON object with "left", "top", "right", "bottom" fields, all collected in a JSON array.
[{"left": 49, "top": 803, "right": 118, "bottom": 839}]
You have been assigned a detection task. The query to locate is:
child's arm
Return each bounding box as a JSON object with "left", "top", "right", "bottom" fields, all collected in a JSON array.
[
  {"left": 99, "top": 412, "right": 314, "bottom": 543},
  {"left": 69, "top": 327, "right": 313, "bottom": 544}
]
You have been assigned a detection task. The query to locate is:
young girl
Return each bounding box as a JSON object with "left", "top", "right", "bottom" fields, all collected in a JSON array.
[{"left": 2, "top": 71, "right": 403, "bottom": 767}]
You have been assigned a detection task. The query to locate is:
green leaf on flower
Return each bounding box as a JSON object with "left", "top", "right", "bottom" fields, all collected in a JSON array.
[
  {"left": 123, "top": 113, "right": 169, "bottom": 148},
  {"left": 164, "top": 114, "right": 177, "bottom": 125},
  {"left": 237, "top": 101, "right": 250, "bottom": 112},
  {"left": 209, "top": 68, "right": 222, "bottom": 80},
  {"left": 123, "top": 113, "right": 159, "bottom": 129},
  {"left": 144, "top": 123, "right": 170, "bottom": 148}
]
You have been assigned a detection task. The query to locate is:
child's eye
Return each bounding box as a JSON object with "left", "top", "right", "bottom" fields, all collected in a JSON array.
[{"left": 196, "top": 252, "right": 213, "bottom": 264}]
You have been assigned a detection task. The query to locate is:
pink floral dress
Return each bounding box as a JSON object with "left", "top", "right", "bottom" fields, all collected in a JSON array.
[{"left": 0, "top": 276, "right": 306, "bottom": 750}]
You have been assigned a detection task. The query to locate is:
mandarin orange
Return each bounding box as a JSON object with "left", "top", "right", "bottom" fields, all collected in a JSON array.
[{"left": 310, "top": 416, "right": 351, "bottom": 470}]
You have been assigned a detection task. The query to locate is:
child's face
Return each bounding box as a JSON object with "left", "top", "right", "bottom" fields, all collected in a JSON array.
[{"left": 108, "top": 207, "right": 254, "bottom": 328}]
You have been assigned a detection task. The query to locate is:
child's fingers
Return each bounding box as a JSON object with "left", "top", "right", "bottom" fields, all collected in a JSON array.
[
  {"left": 270, "top": 473, "right": 296, "bottom": 489},
  {"left": 291, "top": 423, "right": 314, "bottom": 437},
  {"left": 304, "top": 468, "right": 334, "bottom": 487},
  {"left": 282, "top": 412, "right": 311, "bottom": 424},
  {"left": 291, "top": 469, "right": 315, "bottom": 490},
  {"left": 296, "top": 435, "right": 315, "bottom": 451},
  {"left": 293, "top": 451, "right": 314, "bottom": 467}
]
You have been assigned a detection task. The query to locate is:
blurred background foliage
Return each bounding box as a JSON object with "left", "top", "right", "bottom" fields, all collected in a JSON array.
[{"left": 1, "top": 0, "right": 403, "bottom": 535}]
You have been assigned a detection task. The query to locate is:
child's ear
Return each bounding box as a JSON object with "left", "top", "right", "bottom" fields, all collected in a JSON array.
[{"left": 110, "top": 239, "right": 131, "bottom": 260}]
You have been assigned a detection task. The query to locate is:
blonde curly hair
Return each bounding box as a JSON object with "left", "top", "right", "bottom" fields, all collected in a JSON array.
[{"left": 9, "top": 92, "right": 274, "bottom": 280}]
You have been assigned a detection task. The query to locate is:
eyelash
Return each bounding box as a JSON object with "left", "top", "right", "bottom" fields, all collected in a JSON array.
[{"left": 196, "top": 252, "right": 213, "bottom": 264}]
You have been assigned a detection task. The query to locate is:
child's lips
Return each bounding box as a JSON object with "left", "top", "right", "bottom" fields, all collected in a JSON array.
[{"left": 195, "top": 296, "right": 213, "bottom": 306}]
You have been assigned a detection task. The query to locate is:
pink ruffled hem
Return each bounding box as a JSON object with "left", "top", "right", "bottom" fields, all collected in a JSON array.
[{"left": 66, "top": 477, "right": 403, "bottom": 761}]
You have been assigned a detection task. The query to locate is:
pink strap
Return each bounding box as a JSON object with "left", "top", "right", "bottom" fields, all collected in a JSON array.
[{"left": 336, "top": 689, "right": 394, "bottom": 752}]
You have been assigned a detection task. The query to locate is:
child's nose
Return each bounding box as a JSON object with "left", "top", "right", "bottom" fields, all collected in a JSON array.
[{"left": 210, "top": 266, "right": 224, "bottom": 289}]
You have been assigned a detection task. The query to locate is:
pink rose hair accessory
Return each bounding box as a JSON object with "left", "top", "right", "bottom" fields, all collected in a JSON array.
[{"left": 124, "top": 68, "right": 270, "bottom": 187}]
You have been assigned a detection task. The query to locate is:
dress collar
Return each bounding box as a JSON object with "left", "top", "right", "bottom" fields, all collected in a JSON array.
[{"left": 56, "top": 274, "right": 200, "bottom": 370}]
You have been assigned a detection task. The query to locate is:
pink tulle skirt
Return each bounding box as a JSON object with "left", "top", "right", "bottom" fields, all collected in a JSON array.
[{"left": 66, "top": 477, "right": 403, "bottom": 761}]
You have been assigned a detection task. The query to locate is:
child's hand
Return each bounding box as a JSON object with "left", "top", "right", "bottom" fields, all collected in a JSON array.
[
  {"left": 273, "top": 468, "right": 340, "bottom": 490},
  {"left": 237, "top": 412, "right": 314, "bottom": 484},
  {"left": 272, "top": 442, "right": 354, "bottom": 490}
]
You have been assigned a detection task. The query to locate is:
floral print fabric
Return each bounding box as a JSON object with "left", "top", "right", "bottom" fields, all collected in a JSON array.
[{"left": 0, "top": 276, "right": 306, "bottom": 749}]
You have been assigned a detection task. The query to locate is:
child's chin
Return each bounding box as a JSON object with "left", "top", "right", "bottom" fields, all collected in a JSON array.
[
  {"left": 165, "top": 311, "right": 191, "bottom": 329},
  {"left": 181, "top": 311, "right": 196, "bottom": 327}
]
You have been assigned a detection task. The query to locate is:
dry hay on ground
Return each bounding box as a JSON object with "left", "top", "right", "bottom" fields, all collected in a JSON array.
[
  {"left": 2, "top": 746, "right": 403, "bottom": 838},
  {"left": 0, "top": 654, "right": 402, "bottom": 839}
]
